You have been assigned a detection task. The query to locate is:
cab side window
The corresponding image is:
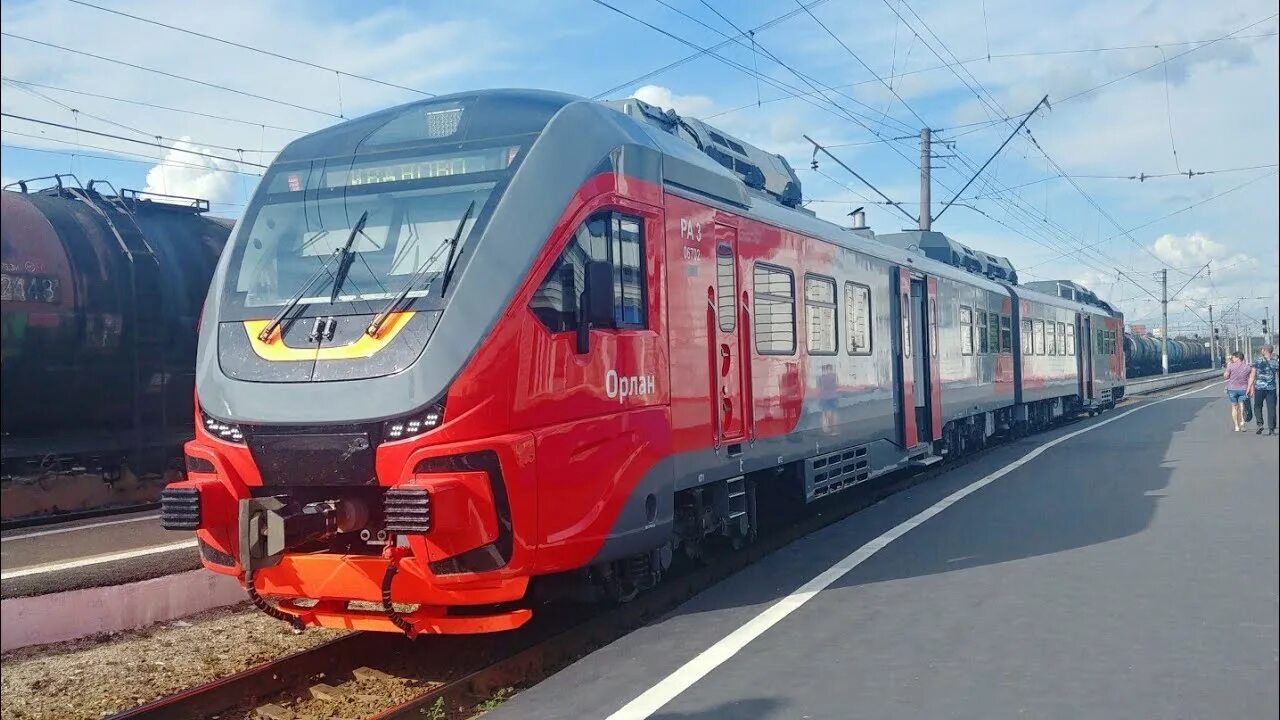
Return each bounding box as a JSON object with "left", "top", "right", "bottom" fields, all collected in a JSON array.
[{"left": 529, "top": 212, "right": 647, "bottom": 332}]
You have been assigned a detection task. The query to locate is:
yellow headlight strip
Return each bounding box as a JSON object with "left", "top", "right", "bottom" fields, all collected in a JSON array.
[{"left": 243, "top": 312, "right": 416, "bottom": 362}]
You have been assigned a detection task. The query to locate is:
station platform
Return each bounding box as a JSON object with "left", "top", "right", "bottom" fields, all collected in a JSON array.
[
  {"left": 1, "top": 507, "right": 199, "bottom": 598},
  {"left": 487, "top": 380, "right": 1278, "bottom": 720},
  {"left": 0, "top": 508, "right": 242, "bottom": 652}
]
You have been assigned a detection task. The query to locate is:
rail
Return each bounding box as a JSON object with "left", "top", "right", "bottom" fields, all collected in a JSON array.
[{"left": 1126, "top": 368, "right": 1219, "bottom": 396}]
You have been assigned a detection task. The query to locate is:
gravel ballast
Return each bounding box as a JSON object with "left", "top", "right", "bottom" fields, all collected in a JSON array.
[{"left": 0, "top": 603, "right": 347, "bottom": 720}]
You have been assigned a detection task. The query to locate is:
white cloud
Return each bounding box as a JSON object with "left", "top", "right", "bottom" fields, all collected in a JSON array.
[
  {"left": 630, "top": 84, "right": 716, "bottom": 117},
  {"left": 1150, "top": 231, "right": 1255, "bottom": 270},
  {"left": 142, "top": 139, "right": 244, "bottom": 207}
]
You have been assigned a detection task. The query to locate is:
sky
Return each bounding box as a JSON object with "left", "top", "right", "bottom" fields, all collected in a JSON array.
[{"left": 1, "top": 0, "right": 1276, "bottom": 338}]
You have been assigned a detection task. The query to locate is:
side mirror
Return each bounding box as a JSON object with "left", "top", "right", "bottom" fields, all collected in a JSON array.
[{"left": 576, "top": 260, "right": 614, "bottom": 354}]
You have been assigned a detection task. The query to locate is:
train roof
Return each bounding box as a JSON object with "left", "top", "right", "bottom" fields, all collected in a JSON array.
[
  {"left": 1005, "top": 282, "right": 1122, "bottom": 319},
  {"left": 262, "top": 89, "right": 1124, "bottom": 315}
]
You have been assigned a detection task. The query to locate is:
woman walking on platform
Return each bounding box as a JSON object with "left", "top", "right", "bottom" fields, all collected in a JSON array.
[{"left": 1224, "top": 351, "right": 1252, "bottom": 431}]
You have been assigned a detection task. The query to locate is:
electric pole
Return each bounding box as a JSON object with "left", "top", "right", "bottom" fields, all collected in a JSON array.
[
  {"left": 1209, "top": 304, "right": 1217, "bottom": 369},
  {"left": 1160, "top": 268, "right": 1169, "bottom": 375},
  {"left": 919, "top": 128, "right": 931, "bottom": 231}
]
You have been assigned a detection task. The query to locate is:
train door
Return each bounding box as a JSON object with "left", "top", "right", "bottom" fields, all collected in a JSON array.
[
  {"left": 910, "top": 276, "right": 934, "bottom": 445},
  {"left": 1080, "top": 315, "right": 1094, "bottom": 400},
  {"left": 924, "top": 276, "right": 942, "bottom": 441},
  {"left": 894, "top": 267, "right": 933, "bottom": 449},
  {"left": 711, "top": 224, "right": 745, "bottom": 444}
]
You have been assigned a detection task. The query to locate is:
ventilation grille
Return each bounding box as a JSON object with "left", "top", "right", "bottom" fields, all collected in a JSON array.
[
  {"left": 804, "top": 445, "right": 870, "bottom": 502},
  {"left": 160, "top": 487, "right": 200, "bottom": 530},
  {"left": 424, "top": 108, "right": 462, "bottom": 138},
  {"left": 385, "top": 488, "right": 432, "bottom": 534}
]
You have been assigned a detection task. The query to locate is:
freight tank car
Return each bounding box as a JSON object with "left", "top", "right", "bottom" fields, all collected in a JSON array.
[
  {"left": 1, "top": 177, "right": 231, "bottom": 479},
  {"left": 1123, "top": 332, "right": 1210, "bottom": 377}
]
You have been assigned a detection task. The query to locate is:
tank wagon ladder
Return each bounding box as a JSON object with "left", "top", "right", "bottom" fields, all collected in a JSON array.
[{"left": 65, "top": 181, "right": 169, "bottom": 473}]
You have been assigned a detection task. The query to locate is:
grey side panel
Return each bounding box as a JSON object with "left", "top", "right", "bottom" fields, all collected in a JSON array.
[
  {"left": 589, "top": 456, "right": 676, "bottom": 565},
  {"left": 589, "top": 430, "right": 911, "bottom": 565}
]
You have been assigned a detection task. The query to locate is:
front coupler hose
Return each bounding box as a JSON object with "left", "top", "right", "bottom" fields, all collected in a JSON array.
[
  {"left": 382, "top": 547, "right": 416, "bottom": 637},
  {"left": 245, "top": 566, "right": 306, "bottom": 632}
]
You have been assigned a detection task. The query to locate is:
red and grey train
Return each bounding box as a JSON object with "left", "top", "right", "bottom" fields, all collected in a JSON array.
[{"left": 164, "top": 89, "right": 1124, "bottom": 635}]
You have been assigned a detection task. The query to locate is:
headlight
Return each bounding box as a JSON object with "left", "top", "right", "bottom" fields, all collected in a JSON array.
[
  {"left": 201, "top": 409, "right": 245, "bottom": 444},
  {"left": 382, "top": 404, "right": 444, "bottom": 441}
]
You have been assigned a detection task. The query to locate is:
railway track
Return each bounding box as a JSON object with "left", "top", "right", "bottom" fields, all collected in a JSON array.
[
  {"left": 107, "top": 392, "right": 1191, "bottom": 720},
  {"left": 103, "top": 444, "right": 988, "bottom": 720}
]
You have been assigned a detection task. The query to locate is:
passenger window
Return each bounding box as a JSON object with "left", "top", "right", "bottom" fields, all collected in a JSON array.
[
  {"left": 1021, "top": 318, "right": 1033, "bottom": 355},
  {"left": 929, "top": 298, "right": 938, "bottom": 358},
  {"left": 754, "top": 264, "right": 796, "bottom": 355},
  {"left": 716, "top": 243, "right": 735, "bottom": 331},
  {"left": 960, "top": 306, "right": 974, "bottom": 355},
  {"left": 988, "top": 312, "right": 999, "bottom": 355},
  {"left": 529, "top": 211, "right": 646, "bottom": 332},
  {"left": 612, "top": 216, "right": 645, "bottom": 327},
  {"left": 1058, "top": 323, "right": 1067, "bottom": 356},
  {"left": 1065, "top": 323, "right": 1075, "bottom": 356},
  {"left": 901, "top": 291, "right": 912, "bottom": 358},
  {"left": 1047, "top": 321, "right": 1057, "bottom": 356},
  {"left": 1000, "top": 314, "right": 1012, "bottom": 354},
  {"left": 1034, "top": 319, "right": 1046, "bottom": 355},
  {"left": 977, "top": 310, "right": 989, "bottom": 354},
  {"left": 844, "top": 282, "right": 872, "bottom": 355},
  {"left": 804, "top": 275, "right": 837, "bottom": 355}
]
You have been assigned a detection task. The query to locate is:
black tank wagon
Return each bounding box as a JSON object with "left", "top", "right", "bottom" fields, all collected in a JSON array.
[{"left": 1, "top": 176, "right": 231, "bottom": 482}]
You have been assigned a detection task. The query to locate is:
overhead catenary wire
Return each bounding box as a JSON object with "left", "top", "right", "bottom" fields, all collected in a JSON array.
[
  {"left": 64, "top": 0, "right": 436, "bottom": 100},
  {"left": 1, "top": 113, "right": 270, "bottom": 168},
  {"left": 587, "top": 0, "right": 934, "bottom": 169},
  {"left": 1020, "top": 169, "right": 1280, "bottom": 271},
  {"left": 1, "top": 32, "right": 344, "bottom": 120},
  {"left": 643, "top": 0, "right": 919, "bottom": 137},
  {"left": 844, "top": 1, "right": 1157, "bottom": 289},
  {"left": 794, "top": 0, "right": 931, "bottom": 130},
  {"left": 1, "top": 133, "right": 263, "bottom": 178},
  {"left": 1055, "top": 13, "right": 1279, "bottom": 106},
  {"left": 591, "top": 0, "right": 835, "bottom": 99},
  {"left": 1, "top": 80, "right": 281, "bottom": 156},
  {"left": 691, "top": 0, "right": 916, "bottom": 135},
  {"left": 876, "top": 0, "right": 1177, "bottom": 287},
  {"left": 701, "top": 30, "right": 1279, "bottom": 124},
  {"left": 0, "top": 77, "right": 310, "bottom": 134},
  {"left": 793, "top": 4, "right": 1156, "bottom": 291}
]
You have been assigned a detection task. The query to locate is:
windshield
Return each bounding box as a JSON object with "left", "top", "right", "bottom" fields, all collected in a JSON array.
[{"left": 222, "top": 145, "right": 515, "bottom": 314}]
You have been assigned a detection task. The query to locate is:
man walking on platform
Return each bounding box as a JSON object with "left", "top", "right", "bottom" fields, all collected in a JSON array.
[{"left": 1249, "top": 345, "right": 1277, "bottom": 435}]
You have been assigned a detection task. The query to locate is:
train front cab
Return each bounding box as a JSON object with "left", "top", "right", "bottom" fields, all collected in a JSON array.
[{"left": 161, "top": 91, "right": 693, "bottom": 636}]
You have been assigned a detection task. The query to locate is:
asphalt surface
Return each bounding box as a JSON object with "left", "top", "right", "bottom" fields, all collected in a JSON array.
[
  {"left": 0, "top": 509, "right": 199, "bottom": 598},
  {"left": 488, "top": 381, "right": 1279, "bottom": 720}
]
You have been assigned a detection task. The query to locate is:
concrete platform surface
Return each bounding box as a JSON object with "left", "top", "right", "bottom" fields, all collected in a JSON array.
[
  {"left": 487, "top": 381, "right": 1278, "bottom": 720},
  {"left": 1, "top": 508, "right": 199, "bottom": 598}
]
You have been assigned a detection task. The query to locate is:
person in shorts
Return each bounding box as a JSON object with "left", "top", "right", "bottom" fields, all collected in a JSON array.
[
  {"left": 1249, "top": 345, "right": 1277, "bottom": 435},
  {"left": 1223, "top": 352, "right": 1252, "bottom": 431}
]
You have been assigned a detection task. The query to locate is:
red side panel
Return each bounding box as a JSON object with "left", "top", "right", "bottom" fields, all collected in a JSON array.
[
  {"left": 897, "top": 267, "right": 916, "bottom": 448},
  {"left": 926, "top": 275, "right": 943, "bottom": 441}
]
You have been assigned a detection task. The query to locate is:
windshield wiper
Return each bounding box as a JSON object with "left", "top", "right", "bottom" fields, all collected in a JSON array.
[
  {"left": 365, "top": 201, "right": 474, "bottom": 338},
  {"left": 439, "top": 200, "right": 474, "bottom": 294},
  {"left": 256, "top": 246, "right": 342, "bottom": 342},
  {"left": 328, "top": 210, "right": 369, "bottom": 303}
]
